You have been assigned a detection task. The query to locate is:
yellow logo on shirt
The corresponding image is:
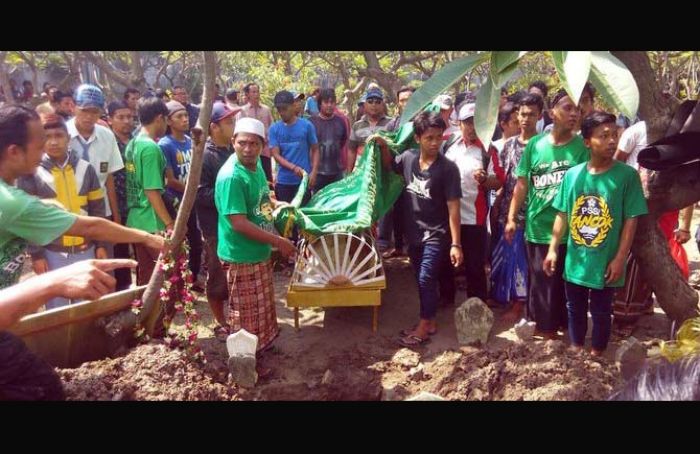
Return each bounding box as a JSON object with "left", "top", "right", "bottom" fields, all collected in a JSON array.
[
  {"left": 570, "top": 195, "right": 612, "bottom": 248},
  {"left": 260, "top": 202, "right": 273, "bottom": 222}
]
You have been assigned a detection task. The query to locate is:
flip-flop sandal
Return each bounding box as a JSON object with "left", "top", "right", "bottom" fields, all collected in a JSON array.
[
  {"left": 398, "top": 334, "right": 431, "bottom": 348},
  {"left": 399, "top": 326, "right": 437, "bottom": 337},
  {"left": 213, "top": 325, "right": 230, "bottom": 342}
]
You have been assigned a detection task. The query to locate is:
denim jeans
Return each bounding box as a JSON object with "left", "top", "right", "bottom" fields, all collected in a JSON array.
[
  {"left": 407, "top": 240, "right": 453, "bottom": 320},
  {"left": 565, "top": 281, "right": 615, "bottom": 351}
]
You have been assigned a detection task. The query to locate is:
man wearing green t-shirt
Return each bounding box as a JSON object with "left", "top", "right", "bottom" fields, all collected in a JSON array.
[
  {"left": 215, "top": 117, "right": 295, "bottom": 365},
  {"left": 544, "top": 111, "right": 647, "bottom": 355},
  {"left": 0, "top": 105, "right": 163, "bottom": 400},
  {"left": 125, "top": 97, "right": 175, "bottom": 287},
  {"left": 505, "top": 89, "right": 590, "bottom": 338}
]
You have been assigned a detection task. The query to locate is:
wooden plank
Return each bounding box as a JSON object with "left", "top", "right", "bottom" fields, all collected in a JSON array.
[
  {"left": 8, "top": 286, "right": 147, "bottom": 337},
  {"left": 287, "top": 289, "right": 382, "bottom": 308}
]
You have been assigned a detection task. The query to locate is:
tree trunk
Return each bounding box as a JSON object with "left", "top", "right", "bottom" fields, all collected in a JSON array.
[
  {"left": 612, "top": 51, "right": 679, "bottom": 143},
  {"left": 361, "top": 52, "right": 403, "bottom": 104},
  {"left": 612, "top": 51, "right": 700, "bottom": 324},
  {"left": 128, "top": 51, "right": 147, "bottom": 91},
  {"left": 104, "top": 51, "right": 217, "bottom": 342}
]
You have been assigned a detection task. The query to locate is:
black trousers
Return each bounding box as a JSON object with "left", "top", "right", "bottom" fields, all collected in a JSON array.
[
  {"left": 461, "top": 224, "right": 488, "bottom": 301},
  {"left": 525, "top": 241, "right": 567, "bottom": 332},
  {"left": 113, "top": 242, "right": 132, "bottom": 292},
  {"left": 260, "top": 155, "right": 273, "bottom": 188},
  {"left": 186, "top": 210, "right": 202, "bottom": 279},
  {"left": 0, "top": 331, "right": 64, "bottom": 400}
]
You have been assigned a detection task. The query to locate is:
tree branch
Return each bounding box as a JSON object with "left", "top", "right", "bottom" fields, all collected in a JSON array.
[{"left": 81, "top": 51, "right": 132, "bottom": 87}]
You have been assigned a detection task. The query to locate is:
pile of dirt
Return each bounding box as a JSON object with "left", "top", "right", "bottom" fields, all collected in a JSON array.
[
  {"left": 388, "top": 340, "right": 624, "bottom": 401},
  {"left": 57, "top": 342, "right": 237, "bottom": 401}
]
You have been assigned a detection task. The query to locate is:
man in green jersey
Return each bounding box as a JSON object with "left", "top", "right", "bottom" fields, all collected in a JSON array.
[
  {"left": 504, "top": 89, "right": 590, "bottom": 339},
  {"left": 545, "top": 111, "right": 647, "bottom": 355}
]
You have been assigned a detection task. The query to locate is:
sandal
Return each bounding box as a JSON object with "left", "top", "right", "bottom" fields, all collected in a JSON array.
[
  {"left": 213, "top": 325, "right": 230, "bottom": 342},
  {"left": 399, "top": 326, "right": 437, "bottom": 337},
  {"left": 398, "top": 334, "right": 431, "bottom": 348}
]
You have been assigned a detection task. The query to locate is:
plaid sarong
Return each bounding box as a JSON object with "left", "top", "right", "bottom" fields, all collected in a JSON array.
[{"left": 226, "top": 259, "right": 279, "bottom": 352}]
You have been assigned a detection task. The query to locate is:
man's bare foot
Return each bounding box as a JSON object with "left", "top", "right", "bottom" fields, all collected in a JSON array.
[
  {"left": 590, "top": 349, "right": 604, "bottom": 357},
  {"left": 568, "top": 344, "right": 584, "bottom": 354}
]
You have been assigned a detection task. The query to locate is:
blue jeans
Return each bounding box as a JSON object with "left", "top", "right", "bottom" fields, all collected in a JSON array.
[
  {"left": 44, "top": 245, "right": 96, "bottom": 310},
  {"left": 565, "top": 281, "right": 615, "bottom": 351},
  {"left": 407, "top": 241, "right": 453, "bottom": 320}
]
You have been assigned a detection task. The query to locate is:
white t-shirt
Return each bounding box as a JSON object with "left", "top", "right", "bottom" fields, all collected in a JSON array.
[
  {"left": 67, "top": 119, "right": 124, "bottom": 217},
  {"left": 491, "top": 138, "right": 506, "bottom": 155},
  {"left": 444, "top": 139, "right": 495, "bottom": 226},
  {"left": 617, "top": 121, "right": 647, "bottom": 170}
]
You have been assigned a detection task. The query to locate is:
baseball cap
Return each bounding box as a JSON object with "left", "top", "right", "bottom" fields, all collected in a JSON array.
[
  {"left": 74, "top": 84, "right": 105, "bottom": 110},
  {"left": 292, "top": 91, "right": 305, "bottom": 100},
  {"left": 234, "top": 117, "right": 265, "bottom": 141},
  {"left": 436, "top": 94, "right": 453, "bottom": 110},
  {"left": 211, "top": 101, "right": 238, "bottom": 123},
  {"left": 365, "top": 87, "right": 384, "bottom": 101},
  {"left": 273, "top": 90, "right": 295, "bottom": 106},
  {"left": 166, "top": 100, "right": 186, "bottom": 117},
  {"left": 457, "top": 103, "right": 476, "bottom": 121}
]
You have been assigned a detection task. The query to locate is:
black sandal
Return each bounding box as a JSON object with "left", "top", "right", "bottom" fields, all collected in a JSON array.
[
  {"left": 399, "top": 326, "right": 437, "bottom": 337},
  {"left": 398, "top": 334, "right": 431, "bottom": 348}
]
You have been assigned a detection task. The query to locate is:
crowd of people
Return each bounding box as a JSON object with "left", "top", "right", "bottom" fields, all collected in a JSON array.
[{"left": 0, "top": 74, "right": 698, "bottom": 400}]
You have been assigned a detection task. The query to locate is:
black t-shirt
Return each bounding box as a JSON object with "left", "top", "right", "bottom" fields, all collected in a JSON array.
[
  {"left": 394, "top": 149, "right": 462, "bottom": 245},
  {"left": 196, "top": 139, "right": 234, "bottom": 237},
  {"left": 310, "top": 114, "right": 348, "bottom": 176}
]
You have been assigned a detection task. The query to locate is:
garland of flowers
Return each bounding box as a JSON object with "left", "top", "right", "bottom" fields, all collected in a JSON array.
[{"left": 130, "top": 235, "right": 204, "bottom": 363}]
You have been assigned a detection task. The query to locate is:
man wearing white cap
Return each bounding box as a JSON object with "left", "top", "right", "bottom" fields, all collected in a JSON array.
[
  {"left": 215, "top": 118, "right": 296, "bottom": 365},
  {"left": 445, "top": 103, "right": 504, "bottom": 302}
]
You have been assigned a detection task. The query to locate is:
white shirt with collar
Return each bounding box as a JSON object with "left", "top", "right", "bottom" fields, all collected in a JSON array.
[
  {"left": 66, "top": 118, "right": 124, "bottom": 217},
  {"left": 445, "top": 138, "right": 495, "bottom": 226}
]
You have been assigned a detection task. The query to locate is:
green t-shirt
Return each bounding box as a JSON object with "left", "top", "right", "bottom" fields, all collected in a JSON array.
[
  {"left": 125, "top": 133, "right": 166, "bottom": 233},
  {"left": 215, "top": 156, "right": 275, "bottom": 264},
  {"left": 0, "top": 179, "right": 76, "bottom": 289},
  {"left": 515, "top": 132, "right": 590, "bottom": 244},
  {"left": 552, "top": 161, "right": 648, "bottom": 289}
]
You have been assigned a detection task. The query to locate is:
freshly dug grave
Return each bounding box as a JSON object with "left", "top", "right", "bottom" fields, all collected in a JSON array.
[
  {"left": 384, "top": 340, "right": 624, "bottom": 401},
  {"left": 57, "top": 338, "right": 624, "bottom": 401},
  {"left": 57, "top": 342, "right": 237, "bottom": 401}
]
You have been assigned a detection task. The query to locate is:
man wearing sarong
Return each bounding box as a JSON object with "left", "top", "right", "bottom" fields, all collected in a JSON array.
[{"left": 215, "top": 118, "right": 296, "bottom": 369}]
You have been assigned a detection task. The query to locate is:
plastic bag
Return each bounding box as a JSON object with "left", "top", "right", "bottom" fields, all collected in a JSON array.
[{"left": 669, "top": 237, "right": 690, "bottom": 280}]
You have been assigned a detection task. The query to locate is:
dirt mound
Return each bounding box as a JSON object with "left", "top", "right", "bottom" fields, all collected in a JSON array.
[
  {"left": 388, "top": 340, "right": 623, "bottom": 401},
  {"left": 57, "top": 342, "right": 237, "bottom": 401}
]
